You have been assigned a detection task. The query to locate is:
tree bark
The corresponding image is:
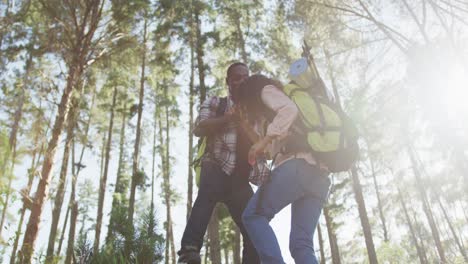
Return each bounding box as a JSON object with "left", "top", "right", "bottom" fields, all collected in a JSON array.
[
  {"left": 19, "top": 1, "right": 103, "bottom": 260},
  {"left": 0, "top": 86, "right": 26, "bottom": 237},
  {"left": 233, "top": 225, "right": 241, "bottom": 264},
  {"left": 363, "top": 137, "right": 388, "bottom": 242},
  {"left": 93, "top": 86, "right": 118, "bottom": 254},
  {"left": 19, "top": 68, "right": 79, "bottom": 263},
  {"left": 324, "top": 206, "right": 340, "bottom": 264},
  {"left": 10, "top": 140, "right": 45, "bottom": 264},
  {"left": 151, "top": 101, "right": 157, "bottom": 210},
  {"left": 106, "top": 102, "right": 128, "bottom": 244},
  {"left": 350, "top": 166, "right": 378, "bottom": 264},
  {"left": 234, "top": 11, "right": 248, "bottom": 63},
  {"left": 208, "top": 206, "right": 221, "bottom": 264},
  {"left": 187, "top": 0, "right": 196, "bottom": 220},
  {"left": 317, "top": 223, "right": 326, "bottom": 264},
  {"left": 194, "top": 3, "right": 206, "bottom": 103},
  {"left": 411, "top": 209, "right": 430, "bottom": 264},
  {"left": 126, "top": 17, "right": 147, "bottom": 256},
  {"left": 436, "top": 196, "right": 467, "bottom": 262},
  {"left": 224, "top": 247, "right": 229, "bottom": 264},
  {"left": 164, "top": 85, "right": 176, "bottom": 264},
  {"left": 45, "top": 96, "right": 78, "bottom": 263},
  {"left": 397, "top": 187, "right": 428, "bottom": 264},
  {"left": 64, "top": 202, "right": 78, "bottom": 264},
  {"left": 406, "top": 146, "right": 446, "bottom": 263},
  {"left": 58, "top": 89, "right": 96, "bottom": 256}
]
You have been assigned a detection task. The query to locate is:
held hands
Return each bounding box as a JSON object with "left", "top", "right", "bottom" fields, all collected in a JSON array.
[
  {"left": 248, "top": 135, "right": 274, "bottom": 165},
  {"left": 224, "top": 106, "right": 239, "bottom": 122}
]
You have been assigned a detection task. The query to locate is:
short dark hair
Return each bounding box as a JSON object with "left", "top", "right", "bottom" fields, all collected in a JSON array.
[{"left": 226, "top": 62, "right": 248, "bottom": 77}]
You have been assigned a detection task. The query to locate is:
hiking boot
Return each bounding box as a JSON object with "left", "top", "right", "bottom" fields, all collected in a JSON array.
[{"left": 177, "top": 247, "right": 201, "bottom": 264}]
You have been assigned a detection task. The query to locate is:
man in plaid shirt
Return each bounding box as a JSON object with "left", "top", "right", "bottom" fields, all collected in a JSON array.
[{"left": 178, "top": 63, "right": 260, "bottom": 264}]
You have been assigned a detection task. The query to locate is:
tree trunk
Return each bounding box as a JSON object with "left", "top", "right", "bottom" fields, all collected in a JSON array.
[
  {"left": 57, "top": 88, "right": 96, "bottom": 257},
  {"left": 160, "top": 115, "right": 170, "bottom": 264},
  {"left": 436, "top": 196, "right": 467, "bottom": 262},
  {"left": 0, "top": 86, "right": 25, "bottom": 237},
  {"left": 350, "top": 166, "right": 378, "bottom": 264},
  {"left": 224, "top": 247, "right": 229, "bottom": 264},
  {"left": 364, "top": 137, "right": 388, "bottom": 242},
  {"left": 323, "top": 206, "right": 340, "bottom": 264},
  {"left": 126, "top": 17, "right": 148, "bottom": 256},
  {"left": 0, "top": 0, "right": 10, "bottom": 51},
  {"left": 19, "top": 1, "right": 103, "bottom": 258},
  {"left": 397, "top": 187, "right": 428, "bottom": 264},
  {"left": 64, "top": 202, "right": 78, "bottom": 264},
  {"left": 106, "top": 102, "right": 128, "bottom": 244},
  {"left": 406, "top": 146, "right": 446, "bottom": 263},
  {"left": 233, "top": 226, "right": 241, "bottom": 264},
  {"left": 204, "top": 242, "right": 209, "bottom": 264},
  {"left": 56, "top": 199, "right": 70, "bottom": 256},
  {"left": 194, "top": 4, "right": 206, "bottom": 103},
  {"left": 411, "top": 210, "right": 430, "bottom": 264},
  {"left": 151, "top": 98, "right": 158, "bottom": 212},
  {"left": 187, "top": 0, "right": 196, "bottom": 220},
  {"left": 19, "top": 67, "right": 80, "bottom": 263},
  {"left": 45, "top": 94, "right": 80, "bottom": 262},
  {"left": 162, "top": 84, "right": 176, "bottom": 264},
  {"left": 234, "top": 11, "right": 248, "bottom": 63},
  {"left": 170, "top": 220, "right": 176, "bottom": 264},
  {"left": 93, "top": 86, "right": 118, "bottom": 254},
  {"left": 317, "top": 223, "right": 326, "bottom": 264},
  {"left": 208, "top": 206, "right": 221, "bottom": 264},
  {"left": 10, "top": 141, "right": 44, "bottom": 264}
]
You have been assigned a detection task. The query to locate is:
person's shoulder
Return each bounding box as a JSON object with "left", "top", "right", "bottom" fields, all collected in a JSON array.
[
  {"left": 261, "top": 84, "right": 282, "bottom": 96},
  {"left": 201, "top": 95, "right": 222, "bottom": 110},
  {"left": 207, "top": 95, "right": 229, "bottom": 105}
]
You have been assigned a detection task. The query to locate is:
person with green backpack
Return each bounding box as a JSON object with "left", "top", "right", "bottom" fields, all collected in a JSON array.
[
  {"left": 238, "top": 53, "right": 358, "bottom": 263},
  {"left": 177, "top": 62, "right": 260, "bottom": 264}
]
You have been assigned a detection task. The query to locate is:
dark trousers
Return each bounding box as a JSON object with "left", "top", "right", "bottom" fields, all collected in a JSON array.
[{"left": 181, "top": 161, "right": 260, "bottom": 263}]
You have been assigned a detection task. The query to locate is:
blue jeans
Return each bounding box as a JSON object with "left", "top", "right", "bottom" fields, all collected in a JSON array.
[
  {"left": 181, "top": 161, "right": 259, "bottom": 263},
  {"left": 242, "top": 159, "right": 330, "bottom": 264}
]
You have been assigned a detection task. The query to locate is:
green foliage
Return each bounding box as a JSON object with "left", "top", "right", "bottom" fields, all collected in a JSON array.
[
  {"left": 373, "top": 242, "right": 409, "bottom": 264},
  {"left": 2, "top": 0, "right": 468, "bottom": 263},
  {"left": 0, "top": 130, "right": 11, "bottom": 202},
  {"left": 95, "top": 205, "right": 164, "bottom": 263}
]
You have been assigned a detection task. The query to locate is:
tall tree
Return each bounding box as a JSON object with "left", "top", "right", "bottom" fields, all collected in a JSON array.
[
  {"left": 186, "top": 0, "right": 196, "bottom": 221},
  {"left": 93, "top": 85, "right": 118, "bottom": 254},
  {"left": 56, "top": 84, "right": 97, "bottom": 256},
  {"left": 406, "top": 145, "right": 446, "bottom": 263},
  {"left": 324, "top": 206, "right": 341, "bottom": 264},
  {"left": 0, "top": 87, "right": 24, "bottom": 238},
  {"left": 19, "top": 0, "right": 108, "bottom": 261},
  {"left": 9, "top": 100, "right": 49, "bottom": 264},
  {"left": 126, "top": 13, "right": 149, "bottom": 258},
  {"left": 317, "top": 223, "right": 326, "bottom": 264},
  {"left": 45, "top": 90, "right": 81, "bottom": 263},
  {"left": 350, "top": 167, "right": 379, "bottom": 264},
  {"left": 106, "top": 99, "right": 130, "bottom": 245}
]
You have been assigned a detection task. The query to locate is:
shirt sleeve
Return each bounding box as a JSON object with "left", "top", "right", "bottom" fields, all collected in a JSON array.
[
  {"left": 194, "top": 96, "right": 219, "bottom": 128},
  {"left": 261, "top": 85, "right": 298, "bottom": 138}
]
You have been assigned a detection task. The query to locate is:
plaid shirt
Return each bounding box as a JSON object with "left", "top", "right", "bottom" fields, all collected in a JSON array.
[
  {"left": 195, "top": 96, "right": 271, "bottom": 185},
  {"left": 195, "top": 96, "right": 237, "bottom": 176}
]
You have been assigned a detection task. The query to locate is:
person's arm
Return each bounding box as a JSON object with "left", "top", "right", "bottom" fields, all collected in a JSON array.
[
  {"left": 248, "top": 85, "right": 298, "bottom": 164},
  {"left": 262, "top": 85, "right": 299, "bottom": 138},
  {"left": 193, "top": 115, "right": 233, "bottom": 137},
  {"left": 193, "top": 97, "right": 235, "bottom": 137}
]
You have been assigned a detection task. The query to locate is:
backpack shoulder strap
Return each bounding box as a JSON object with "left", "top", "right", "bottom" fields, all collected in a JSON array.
[{"left": 216, "top": 97, "right": 228, "bottom": 117}]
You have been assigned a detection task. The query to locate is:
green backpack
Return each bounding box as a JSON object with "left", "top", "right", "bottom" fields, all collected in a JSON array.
[
  {"left": 283, "top": 44, "right": 359, "bottom": 172},
  {"left": 193, "top": 97, "right": 228, "bottom": 186}
]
